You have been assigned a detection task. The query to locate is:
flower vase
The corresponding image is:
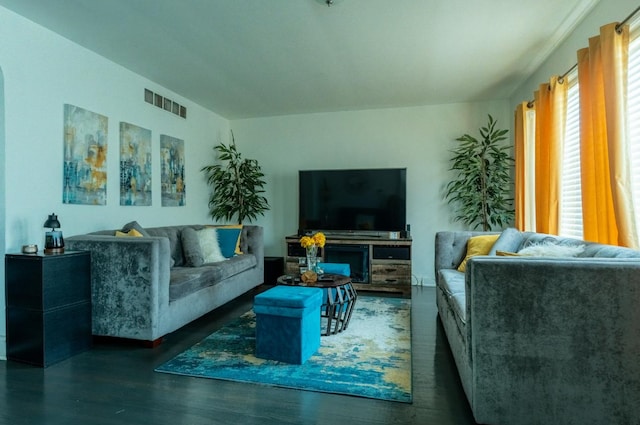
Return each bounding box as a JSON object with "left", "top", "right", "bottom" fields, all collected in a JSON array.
[{"left": 306, "top": 245, "right": 318, "bottom": 273}]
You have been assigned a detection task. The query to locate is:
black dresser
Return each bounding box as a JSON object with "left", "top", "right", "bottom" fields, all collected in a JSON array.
[{"left": 5, "top": 250, "right": 92, "bottom": 367}]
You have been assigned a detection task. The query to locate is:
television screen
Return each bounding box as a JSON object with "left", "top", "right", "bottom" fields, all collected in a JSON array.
[{"left": 298, "top": 168, "right": 406, "bottom": 234}]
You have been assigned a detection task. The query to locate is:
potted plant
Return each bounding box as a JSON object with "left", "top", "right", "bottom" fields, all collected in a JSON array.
[
  {"left": 201, "top": 132, "right": 269, "bottom": 224},
  {"left": 444, "top": 115, "right": 514, "bottom": 231}
]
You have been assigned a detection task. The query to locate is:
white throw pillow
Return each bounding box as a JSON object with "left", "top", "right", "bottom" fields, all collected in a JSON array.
[
  {"left": 197, "top": 228, "right": 226, "bottom": 263},
  {"left": 518, "top": 242, "right": 585, "bottom": 257}
]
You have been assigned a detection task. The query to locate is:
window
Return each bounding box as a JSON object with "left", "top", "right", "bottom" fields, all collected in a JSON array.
[
  {"left": 558, "top": 19, "right": 640, "bottom": 241},
  {"left": 628, "top": 21, "right": 640, "bottom": 235},
  {"left": 559, "top": 75, "right": 582, "bottom": 238}
]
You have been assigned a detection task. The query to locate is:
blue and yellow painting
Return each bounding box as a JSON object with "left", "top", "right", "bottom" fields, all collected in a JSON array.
[
  {"left": 120, "top": 122, "right": 152, "bottom": 206},
  {"left": 63, "top": 104, "right": 108, "bottom": 205},
  {"left": 160, "top": 134, "right": 185, "bottom": 206}
]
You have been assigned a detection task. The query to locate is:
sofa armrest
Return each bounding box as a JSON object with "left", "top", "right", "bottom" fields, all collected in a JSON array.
[
  {"left": 66, "top": 235, "right": 171, "bottom": 340},
  {"left": 466, "top": 256, "right": 640, "bottom": 424},
  {"left": 434, "top": 231, "right": 492, "bottom": 281}
]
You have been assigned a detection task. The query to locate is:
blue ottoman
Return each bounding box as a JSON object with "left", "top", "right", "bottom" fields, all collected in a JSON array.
[
  {"left": 318, "top": 262, "right": 351, "bottom": 276},
  {"left": 254, "top": 286, "right": 323, "bottom": 364}
]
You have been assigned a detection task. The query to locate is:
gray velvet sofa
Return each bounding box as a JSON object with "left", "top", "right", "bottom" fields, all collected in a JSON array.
[
  {"left": 66, "top": 224, "right": 264, "bottom": 345},
  {"left": 435, "top": 228, "right": 640, "bottom": 425}
]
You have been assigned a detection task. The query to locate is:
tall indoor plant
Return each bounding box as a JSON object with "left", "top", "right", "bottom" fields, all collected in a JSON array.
[
  {"left": 444, "top": 115, "right": 514, "bottom": 231},
  {"left": 201, "top": 132, "right": 269, "bottom": 224}
]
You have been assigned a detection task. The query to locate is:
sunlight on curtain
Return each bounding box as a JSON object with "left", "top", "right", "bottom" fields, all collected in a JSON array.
[
  {"left": 603, "top": 23, "right": 639, "bottom": 248},
  {"left": 534, "top": 77, "right": 567, "bottom": 235},
  {"left": 577, "top": 38, "right": 617, "bottom": 244},
  {"left": 514, "top": 104, "right": 526, "bottom": 230},
  {"left": 514, "top": 102, "right": 536, "bottom": 231},
  {"left": 578, "top": 23, "right": 638, "bottom": 247},
  {"left": 524, "top": 106, "right": 537, "bottom": 231}
]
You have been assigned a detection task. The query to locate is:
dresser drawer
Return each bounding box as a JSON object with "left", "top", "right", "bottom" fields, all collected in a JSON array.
[{"left": 371, "top": 263, "right": 411, "bottom": 285}]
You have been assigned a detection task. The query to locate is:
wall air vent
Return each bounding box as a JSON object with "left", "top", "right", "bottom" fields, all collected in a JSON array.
[{"left": 144, "top": 88, "right": 186, "bottom": 119}]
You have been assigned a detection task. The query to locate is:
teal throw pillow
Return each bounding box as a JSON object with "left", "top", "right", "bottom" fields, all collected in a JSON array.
[
  {"left": 216, "top": 227, "right": 242, "bottom": 258},
  {"left": 488, "top": 227, "right": 524, "bottom": 256}
]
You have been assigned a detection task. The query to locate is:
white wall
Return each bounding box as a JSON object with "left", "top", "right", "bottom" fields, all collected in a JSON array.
[
  {"left": 0, "top": 6, "right": 230, "bottom": 358},
  {"left": 232, "top": 99, "right": 511, "bottom": 286},
  {"left": 510, "top": 0, "right": 638, "bottom": 105}
]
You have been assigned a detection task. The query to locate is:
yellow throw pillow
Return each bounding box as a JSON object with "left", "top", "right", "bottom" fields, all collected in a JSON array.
[
  {"left": 115, "top": 229, "right": 144, "bottom": 237},
  {"left": 457, "top": 234, "right": 500, "bottom": 272}
]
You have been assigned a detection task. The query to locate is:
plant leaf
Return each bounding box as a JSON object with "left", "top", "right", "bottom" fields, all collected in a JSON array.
[
  {"left": 443, "top": 115, "right": 514, "bottom": 230},
  {"left": 201, "top": 131, "right": 270, "bottom": 223}
]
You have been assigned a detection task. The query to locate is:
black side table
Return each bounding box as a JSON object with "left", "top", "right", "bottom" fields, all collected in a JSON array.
[
  {"left": 264, "top": 256, "right": 284, "bottom": 285},
  {"left": 5, "top": 250, "right": 92, "bottom": 367}
]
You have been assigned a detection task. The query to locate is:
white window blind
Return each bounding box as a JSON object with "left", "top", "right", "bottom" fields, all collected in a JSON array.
[
  {"left": 559, "top": 75, "right": 583, "bottom": 239},
  {"left": 628, "top": 21, "right": 640, "bottom": 236}
]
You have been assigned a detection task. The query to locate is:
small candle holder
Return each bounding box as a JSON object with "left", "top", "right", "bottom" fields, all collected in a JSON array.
[{"left": 21, "top": 244, "right": 38, "bottom": 254}]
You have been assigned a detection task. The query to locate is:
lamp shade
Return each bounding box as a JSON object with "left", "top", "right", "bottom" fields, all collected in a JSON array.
[{"left": 44, "top": 213, "right": 61, "bottom": 230}]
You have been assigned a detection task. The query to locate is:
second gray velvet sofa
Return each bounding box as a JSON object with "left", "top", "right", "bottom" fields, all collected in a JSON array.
[
  {"left": 435, "top": 228, "right": 640, "bottom": 425},
  {"left": 67, "top": 224, "right": 264, "bottom": 345}
]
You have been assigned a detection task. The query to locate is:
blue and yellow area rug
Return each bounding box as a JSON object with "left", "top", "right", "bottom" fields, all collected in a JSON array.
[{"left": 155, "top": 296, "right": 412, "bottom": 403}]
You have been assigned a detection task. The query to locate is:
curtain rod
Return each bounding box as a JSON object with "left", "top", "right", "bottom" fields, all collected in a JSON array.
[
  {"left": 560, "top": 5, "right": 640, "bottom": 79},
  {"left": 527, "top": 5, "right": 640, "bottom": 108},
  {"left": 618, "top": 5, "right": 640, "bottom": 30}
]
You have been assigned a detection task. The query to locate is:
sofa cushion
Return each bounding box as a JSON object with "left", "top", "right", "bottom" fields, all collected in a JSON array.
[
  {"left": 458, "top": 234, "right": 500, "bottom": 272},
  {"left": 146, "top": 226, "right": 186, "bottom": 267},
  {"left": 438, "top": 269, "right": 466, "bottom": 297},
  {"left": 580, "top": 243, "right": 640, "bottom": 258},
  {"left": 508, "top": 231, "right": 640, "bottom": 258},
  {"left": 169, "top": 254, "right": 258, "bottom": 301},
  {"left": 438, "top": 269, "right": 467, "bottom": 334}
]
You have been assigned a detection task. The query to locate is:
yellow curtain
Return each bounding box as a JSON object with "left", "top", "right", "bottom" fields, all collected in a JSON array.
[
  {"left": 514, "top": 102, "right": 536, "bottom": 231},
  {"left": 534, "top": 76, "right": 567, "bottom": 235},
  {"left": 578, "top": 23, "right": 638, "bottom": 247}
]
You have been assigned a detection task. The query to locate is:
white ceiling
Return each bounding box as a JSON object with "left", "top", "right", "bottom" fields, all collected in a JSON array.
[{"left": 0, "top": 0, "right": 599, "bottom": 119}]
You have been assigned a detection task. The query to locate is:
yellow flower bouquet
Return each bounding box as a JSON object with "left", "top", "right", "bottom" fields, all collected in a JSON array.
[
  {"left": 300, "top": 232, "right": 325, "bottom": 273},
  {"left": 300, "top": 232, "right": 326, "bottom": 249}
]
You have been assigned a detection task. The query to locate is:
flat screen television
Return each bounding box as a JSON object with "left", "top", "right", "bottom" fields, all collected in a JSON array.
[{"left": 298, "top": 168, "right": 406, "bottom": 235}]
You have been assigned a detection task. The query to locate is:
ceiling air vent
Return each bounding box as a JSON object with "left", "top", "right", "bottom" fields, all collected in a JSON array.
[{"left": 144, "top": 88, "right": 186, "bottom": 119}]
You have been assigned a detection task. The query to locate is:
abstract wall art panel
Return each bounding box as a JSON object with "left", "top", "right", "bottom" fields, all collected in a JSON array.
[
  {"left": 120, "top": 122, "right": 152, "bottom": 206},
  {"left": 160, "top": 134, "right": 185, "bottom": 207},
  {"left": 63, "top": 104, "right": 108, "bottom": 205}
]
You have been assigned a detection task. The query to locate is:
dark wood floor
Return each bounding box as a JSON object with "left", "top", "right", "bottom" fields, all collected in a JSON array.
[{"left": 0, "top": 286, "right": 477, "bottom": 425}]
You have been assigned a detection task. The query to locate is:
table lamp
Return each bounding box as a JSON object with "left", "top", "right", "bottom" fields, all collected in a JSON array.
[{"left": 44, "top": 213, "right": 64, "bottom": 254}]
